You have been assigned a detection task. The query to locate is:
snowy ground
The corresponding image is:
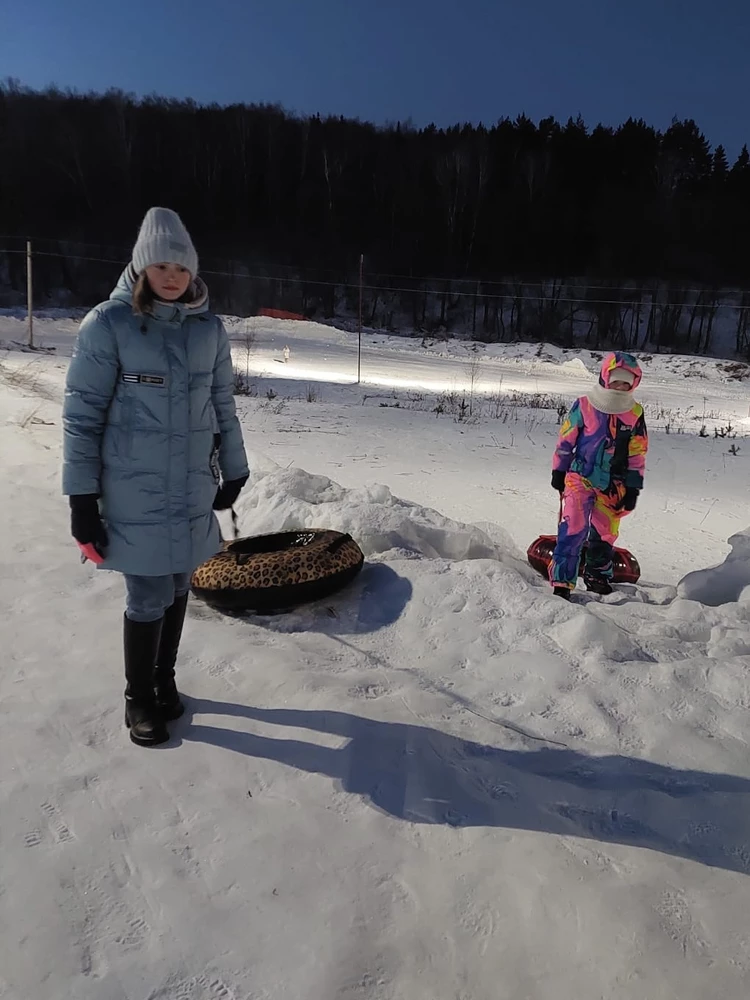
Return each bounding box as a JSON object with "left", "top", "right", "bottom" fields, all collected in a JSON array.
[{"left": 2, "top": 313, "right": 750, "bottom": 999}]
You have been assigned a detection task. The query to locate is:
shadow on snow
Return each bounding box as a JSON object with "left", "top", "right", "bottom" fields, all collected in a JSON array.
[
  {"left": 200, "top": 562, "right": 414, "bottom": 635},
  {"left": 177, "top": 699, "right": 750, "bottom": 875}
]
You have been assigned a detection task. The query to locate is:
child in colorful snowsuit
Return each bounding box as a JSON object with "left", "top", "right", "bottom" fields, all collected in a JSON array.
[{"left": 550, "top": 352, "right": 648, "bottom": 598}]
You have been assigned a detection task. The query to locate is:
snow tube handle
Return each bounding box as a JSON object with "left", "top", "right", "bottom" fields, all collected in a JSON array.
[
  {"left": 217, "top": 508, "right": 240, "bottom": 545},
  {"left": 326, "top": 532, "right": 353, "bottom": 554}
]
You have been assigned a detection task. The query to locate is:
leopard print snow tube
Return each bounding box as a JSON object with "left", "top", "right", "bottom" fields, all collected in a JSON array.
[{"left": 191, "top": 529, "right": 365, "bottom": 612}]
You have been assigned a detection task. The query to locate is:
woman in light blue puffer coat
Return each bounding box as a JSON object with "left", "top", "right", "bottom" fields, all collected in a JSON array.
[{"left": 62, "top": 207, "right": 249, "bottom": 746}]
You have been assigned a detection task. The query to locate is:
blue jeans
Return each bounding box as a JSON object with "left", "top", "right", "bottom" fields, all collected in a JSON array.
[{"left": 124, "top": 573, "right": 191, "bottom": 623}]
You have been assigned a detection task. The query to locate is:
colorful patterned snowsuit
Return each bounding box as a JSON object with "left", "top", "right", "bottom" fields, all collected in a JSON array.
[{"left": 550, "top": 353, "right": 648, "bottom": 589}]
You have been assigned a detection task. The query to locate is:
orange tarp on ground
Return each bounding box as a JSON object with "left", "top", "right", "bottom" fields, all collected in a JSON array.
[{"left": 258, "top": 308, "right": 306, "bottom": 321}]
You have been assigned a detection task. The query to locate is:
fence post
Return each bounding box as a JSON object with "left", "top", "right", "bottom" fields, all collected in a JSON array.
[
  {"left": 26, "top": 240, "right": 34, "bottom": 349},
  {"left": 357, "top": 253, "right": 364, "bottom": 384}
]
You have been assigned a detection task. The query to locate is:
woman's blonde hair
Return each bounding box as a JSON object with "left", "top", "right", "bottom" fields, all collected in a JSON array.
[{"left": 132, "top": 272, "right": 156, "bottom": 316}]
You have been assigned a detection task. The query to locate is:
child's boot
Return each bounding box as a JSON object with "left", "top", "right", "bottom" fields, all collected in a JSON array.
[
  {"left": 583, "top": 573, "right": 613, "bottom": 596},
  {"left": 124, "top": 615, "right": 169, "bottom": 746},
  {"left": 154, "top": 592, "right": 188, "bottom": 720}
]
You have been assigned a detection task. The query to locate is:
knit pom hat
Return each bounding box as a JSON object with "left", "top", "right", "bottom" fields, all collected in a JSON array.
[{"left": 131, "top": 207, "right": 199, "bottom": 278}]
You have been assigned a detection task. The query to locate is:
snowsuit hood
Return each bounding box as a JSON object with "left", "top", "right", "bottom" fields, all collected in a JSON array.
[{"left": 599, "top": 351, "right": 642, "bottom": 390}]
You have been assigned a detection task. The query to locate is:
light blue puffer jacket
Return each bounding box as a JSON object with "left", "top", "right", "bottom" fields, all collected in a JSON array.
[{"left": 62, "top": 266, "right": 248, "bottom": 576}]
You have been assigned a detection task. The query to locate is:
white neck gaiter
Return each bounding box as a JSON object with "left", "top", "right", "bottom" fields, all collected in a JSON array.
[{"left": 586, "top": 382, "right": 637, "bottom": 414}]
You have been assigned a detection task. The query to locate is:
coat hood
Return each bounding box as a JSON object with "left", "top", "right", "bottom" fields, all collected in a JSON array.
[
  {"left": 110, "top": 264, "right": 210, "bottom": 320},
  {"left": 599, "top": 351, "right": 642, "bottom": 390}
]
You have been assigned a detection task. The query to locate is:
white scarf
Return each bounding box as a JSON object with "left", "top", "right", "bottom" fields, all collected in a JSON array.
[{"left": 586, "top": 382, "right": 637, "bottom": 414}]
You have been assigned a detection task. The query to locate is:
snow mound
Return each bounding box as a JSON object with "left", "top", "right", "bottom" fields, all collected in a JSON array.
[
  {"left": 677, "top": 527, "right": 750, "bottom": 606},
  {"left": 235, "top": 453, "right": 507, "bottom": 563},
  {"left": 559, "top": 357, "right": 591, "bottom": 375}
]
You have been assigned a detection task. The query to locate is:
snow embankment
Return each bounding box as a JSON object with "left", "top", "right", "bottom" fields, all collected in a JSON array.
[
  {"left": 2, "top": 359, "right": 750, "bottom": 998},
  {"left": 234, "top": 451, "right": 522, "bottom": 566}
]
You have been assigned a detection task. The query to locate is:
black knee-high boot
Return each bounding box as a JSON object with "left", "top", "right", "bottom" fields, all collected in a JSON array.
[
  {"left": 154, "top": 592, "right": 188, "bottom": 720},
  {"left": 124, "top": 615, "right": 169, "bottom": 746}
]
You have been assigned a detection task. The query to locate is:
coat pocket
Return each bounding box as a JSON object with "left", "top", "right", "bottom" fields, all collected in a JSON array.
[{"left": 209, "top": 433, "right": 221, "bottom": 484}]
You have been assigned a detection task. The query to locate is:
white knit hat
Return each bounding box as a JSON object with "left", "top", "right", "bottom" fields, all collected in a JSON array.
[
  {"left": 609, "top": 367, "right": 636, "bottom": 387},
  {"left": 131, "top": 207, "right": 199, "bottom": 277}
]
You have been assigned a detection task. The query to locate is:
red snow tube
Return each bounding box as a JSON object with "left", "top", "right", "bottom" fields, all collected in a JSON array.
[
  {"left": 527, "top": 534, "right": 641, "bottom": 585},
  {"left": 528, "top": 494, "right": 642, "bottom": 585}
]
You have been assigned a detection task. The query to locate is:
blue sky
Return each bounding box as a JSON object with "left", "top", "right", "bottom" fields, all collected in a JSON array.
[{"left": 3, "top": 0, "right": 749, "bottom": 155}]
